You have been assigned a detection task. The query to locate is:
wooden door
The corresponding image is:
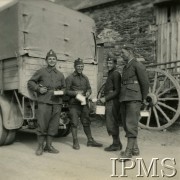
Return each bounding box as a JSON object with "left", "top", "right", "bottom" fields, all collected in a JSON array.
[{"left": 156, "top": 3, "right": 180, "bottom": 72}]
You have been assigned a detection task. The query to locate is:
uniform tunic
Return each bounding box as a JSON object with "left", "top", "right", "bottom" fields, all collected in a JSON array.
[
  {"left": 28, "top": 67, "right": 66, "bottom": 136},
  {"left": 104, "top": 68, "right": 121, "bottom": 136},
  {"left": 28, "top": 67, "right": 65, "bottom": 104},
  {"left": 119, "top": 59, "right": 149, "bottom": 137},
  {"left": 66, "top": 72, "right": 92, "bottom": 127}
]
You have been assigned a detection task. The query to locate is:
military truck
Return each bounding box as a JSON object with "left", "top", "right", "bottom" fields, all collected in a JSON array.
[{"left": 0, "top": 0, "right": 99, "bottom": 145}]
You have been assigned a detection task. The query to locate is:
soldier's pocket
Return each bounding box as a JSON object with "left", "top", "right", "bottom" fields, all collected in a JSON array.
[
  {"left": 126, "top": 84, "right": 139, "bottom": 92},
  {"left": 106, "top": 100, "right": 113, "bottom": 107},
  {"left": 56, "top": 79, "right": 62, "bottom": 86}
]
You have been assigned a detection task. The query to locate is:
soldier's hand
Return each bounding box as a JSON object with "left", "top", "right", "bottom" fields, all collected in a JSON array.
[
  {"left": 86, "top": 91, "right": 91, "bottom": 98},
  {"left": 39, "top": 87, "right": 48, "bottom": 94},
  {"left": 143, "top": 99, "right": 148, "bottom": 106},
  {"left": 100, "top": 97, "right": 106, "bottom": 104},
  {"left": 75, "top": 90, "right": 84, "bottom": 95}
]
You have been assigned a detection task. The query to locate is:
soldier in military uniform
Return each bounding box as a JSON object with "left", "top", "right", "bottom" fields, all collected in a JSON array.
[
  {"left": 28, "top": 49, "right": 66, "bottom": 156},
  {"left": 66, "top": 58, "right": 102, "bottom": 150},
  {"left": 119, "top": 44, "right": 149, "bottom": 160},
  {"left": 99, "top": 55, "right": 122, "bottom": 151}
]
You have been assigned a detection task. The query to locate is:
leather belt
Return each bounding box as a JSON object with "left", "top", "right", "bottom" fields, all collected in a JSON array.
[{"left": 122, "top": 80, "right": 138, "bottom": 85}]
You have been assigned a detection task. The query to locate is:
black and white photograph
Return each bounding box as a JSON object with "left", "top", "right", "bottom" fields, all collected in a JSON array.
[{"left": 0, "top": 0, "right": 179, "bottom": 179}]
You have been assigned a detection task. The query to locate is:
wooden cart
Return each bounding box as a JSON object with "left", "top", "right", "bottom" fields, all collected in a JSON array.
[
  {"left": 98, "top": 1, "right": 180, "bottom": 131},
  {"left": 139, "top": 61, "right": 180, "bottom": 130},
  {"left": 139, "top": 1, "right": 180, "bottom": 130}
]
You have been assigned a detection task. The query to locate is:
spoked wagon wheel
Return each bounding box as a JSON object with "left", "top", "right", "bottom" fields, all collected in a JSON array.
[{"left": 139, "top": 68, "right": 180, "bottom": 130}]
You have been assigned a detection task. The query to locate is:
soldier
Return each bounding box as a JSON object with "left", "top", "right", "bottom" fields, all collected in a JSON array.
[
  {"left": 119, "top": 44, "right": 149, "bottom": 160},
  {"left": 99, "top": 55, "right": 122, "bottom": 151},
  {"left": 28, "top": 49, "right": 66, "bottom": 156},
  {"left": 66, "top": 58, "right": 103, "bottom": 150}
]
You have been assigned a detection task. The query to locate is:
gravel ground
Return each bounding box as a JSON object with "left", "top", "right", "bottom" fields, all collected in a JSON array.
[{"left": 0, "top": 116, "right": 179, "bottom": 180}]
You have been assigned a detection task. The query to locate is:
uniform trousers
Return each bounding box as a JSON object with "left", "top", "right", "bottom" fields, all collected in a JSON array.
[
  {"left": 120, "top": 101, "right": 141, "bottom": 138},
  {"left": 105, "top": 99, "right": 120, "bottom": 136},
  {"left": 69, "top": 105, "right": 90, "bottom": 128},
  {"left": 36, "top": 103, "right": 62, "bottom": 136}
]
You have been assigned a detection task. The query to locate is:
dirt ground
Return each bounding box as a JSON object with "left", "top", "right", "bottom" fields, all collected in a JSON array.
[{"left": 0, "top": 117, "right": 180, "bottom": 180}]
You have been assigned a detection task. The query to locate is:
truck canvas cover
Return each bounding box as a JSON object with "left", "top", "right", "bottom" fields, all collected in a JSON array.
[{"left": 0, "top": 0, "right": 96, "bottom": 62}]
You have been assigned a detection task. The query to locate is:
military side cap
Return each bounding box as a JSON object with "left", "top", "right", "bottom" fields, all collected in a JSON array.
[
  {"left": 46, "top": 49, "right": 57, "bottom": 59},
  {"left": 107, "top": 53, "right": 117, "bottom": 63},
  {"left": 107, "top": 56, "right": 117, "bottom": 62},
  {"left": 121, "top": 44, "right": 134, "bottom": 51},
  {"left": 74, "top": 58, "right": 84, "bottom": 66}
]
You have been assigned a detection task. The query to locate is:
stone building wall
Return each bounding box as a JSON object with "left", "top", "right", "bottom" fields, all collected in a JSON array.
[{"left": 81, "top": 0, "right": 157, "bottom": 79}]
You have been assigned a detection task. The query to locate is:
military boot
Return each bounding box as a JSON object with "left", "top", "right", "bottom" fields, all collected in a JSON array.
[
  {"left": 73, "top": 139, "right": 80, "bottom": 150},
  {"left": 104, "top": 144, "right": 121, "bottom": 151},
  {"left": 132, "top": 138, "right": 140, "bottom": 156},
  {"left": 45, "top": 136, "right": 59, "bottom": 154},
  {"left": 71, "top": 127, "right": 80, "bottom": 150},
  {"left": 83, "top": 126, "right": 102, "bottom": 147},
  {"left": 87, "top": 137, "right": 103, "bottom": 147},
  {"left": 119, "top": 138, "right": 135, "bottom": 162},
  {"left": 36, "top": 135, "right": 45, "bottom": 156},
  {"left": 104, "top": 135, "right": 122, "bottom": 151}
]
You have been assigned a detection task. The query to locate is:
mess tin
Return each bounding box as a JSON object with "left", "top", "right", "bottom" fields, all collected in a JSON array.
[
  {"left": 54, "top": 90, "right": 64, "bottom": 95},
  {"left": 140, "top": 110, "right": 150, "bottom": 117},
  {"left": 76, "top": 94, "right": 86, "bottom": 105},
  {"left": 96, "top": 105, "right": 105, "bottom": 115}
]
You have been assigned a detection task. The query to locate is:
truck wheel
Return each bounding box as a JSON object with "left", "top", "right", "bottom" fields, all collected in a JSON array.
[
  {"left": 4, "top": 130, "right": 16, "bottom": 145},
  {"left": 0, "top": 110, "right": 8, "bottom": 146},
  {"left": 62, "top": 123, "right": 71, "bottom": 137},
  {"left": 56, "top": 123, "right": 71, "bottom": 137},
  {"left": 56, "top": 111, "right": 71, "bottom": 137},
  {"left": 97, "top": 83, "right": 105, "bottom": 99}
]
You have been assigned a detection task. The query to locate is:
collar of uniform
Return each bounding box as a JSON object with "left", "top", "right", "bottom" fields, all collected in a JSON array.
[
  {"left": 73, "top": 71, "right": 85, "bottom": 77},
  {"left": 127, "top": 58, "right": 134, "bottom": 64},
  {"left": 108, "top": 67, "right": 116, "bottom": 74},
  {"left": 46, "top": 67, "right": 57, "bottom": 73},
  {"left": 124, "top": 58, "right": 136, "bottom": 69}
]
